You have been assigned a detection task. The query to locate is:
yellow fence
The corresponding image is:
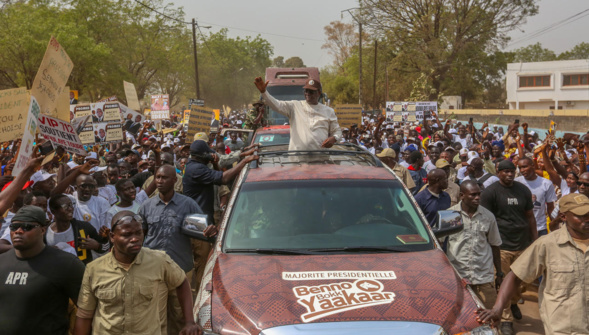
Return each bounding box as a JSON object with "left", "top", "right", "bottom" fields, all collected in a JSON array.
[{"left": 439, "top": 109, "right": 589, "bottom": 117}]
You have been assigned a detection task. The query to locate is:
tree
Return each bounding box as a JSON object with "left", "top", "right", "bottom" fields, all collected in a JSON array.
[
  {"left": 271, "top": 56, "right": 284, "bottom": 67},
  {"left": 363, "top": 0, "right": 539, "bottom": 100},
  {"left": 558, "top": 42, "right": 589, "bottom": 60},
  {"left": 512, "top": 43, "right": 556, "bottom": 62},
  {"left": 283, "top": 56, "right": 305, "bottom": 68},
  {"left": 322, "top": 21, "right": 359, "bottom": 71}
]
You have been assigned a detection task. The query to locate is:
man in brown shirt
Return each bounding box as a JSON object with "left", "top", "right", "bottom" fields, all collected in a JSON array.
[
  {"left": 73, "top": 211, "right": 201, "bottom": 335},
  {"left": 476, "top": 193, "right": 589, "bottom": 335},
  {"left": 377, "top": 148, "right": 416, "bottom": 192}
]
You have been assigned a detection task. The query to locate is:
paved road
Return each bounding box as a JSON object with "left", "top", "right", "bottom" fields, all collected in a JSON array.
[{"left": 513, "top": 285, "right": 544, "bottom": 335}]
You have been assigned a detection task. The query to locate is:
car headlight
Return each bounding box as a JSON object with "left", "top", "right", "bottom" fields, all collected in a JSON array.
[{"left": 456, "top": 324, "right": 499, "bottom": 335}]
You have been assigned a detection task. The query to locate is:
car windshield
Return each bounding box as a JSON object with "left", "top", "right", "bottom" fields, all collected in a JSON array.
[
  {"left": 224, "top": 180, "right": 433, "bottom": 252},
  {"left": 254, "top": 132, "right": 290, "bottom": 145}
]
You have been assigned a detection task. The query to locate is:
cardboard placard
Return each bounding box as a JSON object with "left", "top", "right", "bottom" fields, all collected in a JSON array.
[
  {"left": 13, "top": 96, "right": 42, "bottom": 175},
  {"left": 335, "top": 104, "right": 362, "bottom": 129},
  {"left": 0, "top": 87, "right": 30, "bottom": 142},
  {"left": 37, "top": 114, "right": 86, "bottom": 156},
  {"left": 123, "top": 81, "right": 140, "bottom": 111},
  {"left": 119, "top": 103, "right": 145, "bottom": 136},
  {"left": 150, "top": 110, "right": 170, "bottom": 120},
  {"left": 187, "top": 106, "right": 213, "bottom": 142},
  {"left": 96, "top": 96, "right": 118, "bottom": 103},
  {"left": 30, "top": 37, "right": 73, "bottom": 116}
]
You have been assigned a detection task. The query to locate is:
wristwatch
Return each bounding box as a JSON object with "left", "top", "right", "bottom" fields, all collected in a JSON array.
[{"left": 496, "top": 272, "right": 505, "bottom": 278}]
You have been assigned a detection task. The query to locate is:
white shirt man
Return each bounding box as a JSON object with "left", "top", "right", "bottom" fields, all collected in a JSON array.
[{"left": 257, "top": 78, "right": 342, "bottom": 151}]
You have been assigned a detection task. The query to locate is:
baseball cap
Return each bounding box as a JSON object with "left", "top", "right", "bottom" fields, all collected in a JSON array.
[
  {"left": 12, "top": 205, "right": 48, "bottom": 226},
  {"left": 449, "top": 129, "right": 457, "bottom": 134},
  {"left": 467, "top": 151, "right": 479, "bottom": 160},
  {"left": 193, "top": 132, "right": 209, "bottom": 142},
  {"left": 376, "top": 148, "right": 396, "bottom": 159},
  {"left": 435, "top": 159, "right": 450, "bottom": 169},
  {"left": 467, "top": 157, "right": 477, "bottom": 165},
  {"left": 126, "top": 149, "right": 140, "bottom": 157},
  {"left": 459, "top": 148, "right": 468, "bottom": 156},
  {"left": 173, "top": 138, "right": 180, "bottom": 143},
  {"left": 559, "top": 194, "right": 589, "bottom": 215},
  {"left": 407, "top": 137, "right": 416, "bottom": 142},
  {"left": 1, "top": 180, "right": 34, "bottom": 192},
  {"left": 138, "top": 160, "right": 149, "bottom": 168},
  {"left": 405, "top": 144, "right": 418, "bottom": 152},
  {"left": 90, "top": 166, "right": 107, "bottom": 173},
  {"left": 497, "top": 160, "right": 516, "bottom": 171},
  {"left": 190, "top": 140, "right": 215, "bottom": 155},
  {"left": 30, "top": 171, "right": 56, "bottom": 186},
  {"left": 303, "top": 78, "right": 322, "bottom": 91},
  {"left": 444, "top": 146, "right": 456, "bottom": 152}
]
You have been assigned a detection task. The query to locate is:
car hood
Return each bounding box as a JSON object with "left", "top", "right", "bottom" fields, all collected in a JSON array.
[{"left": 210, "top": 249, "right": 480, "bottom": 335}]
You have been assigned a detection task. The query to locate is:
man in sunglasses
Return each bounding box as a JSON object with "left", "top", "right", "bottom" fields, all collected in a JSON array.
[
  {"left": 74, "top": 211, "right": 202, "bottom": 335},
  {"left": 0, "top": 205, "right": 85, "bottom": 334},
  {"left": 254, "top": 76, "right": 342, "bottom": 150}
]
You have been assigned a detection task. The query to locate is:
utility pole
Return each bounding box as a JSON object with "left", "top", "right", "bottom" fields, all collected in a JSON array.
[
  {"left": 342, "top": 7, "right": 363, "bottom": 106},
  {"left": 373, "top": 39, "right": 378, "bottom": 110},
  {"left": 191, "top": 18, "right": 200, "bottom": 100}
]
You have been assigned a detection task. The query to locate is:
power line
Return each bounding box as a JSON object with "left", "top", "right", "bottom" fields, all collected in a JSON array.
[
  {"left": 196, "top": 21, "right": 324, "bottom": 42},
  {"left": 508, "top": 8, "right": 589, "bottom": 47},
  {"left": 133, "top": 0, "right": 190, "bottom": 25}
]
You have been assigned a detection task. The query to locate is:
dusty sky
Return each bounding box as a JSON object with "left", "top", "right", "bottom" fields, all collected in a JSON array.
[{"left": 174, "top": 0, "right": 589, "bottom": 68}]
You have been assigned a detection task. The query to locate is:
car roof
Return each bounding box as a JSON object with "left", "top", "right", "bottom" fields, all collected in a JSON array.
[
  {"left": 245, "top": 164, "right": 396, "bottom": 182},
  {"left": 255, "top": 125, "right": 290, "bottom": 134}
]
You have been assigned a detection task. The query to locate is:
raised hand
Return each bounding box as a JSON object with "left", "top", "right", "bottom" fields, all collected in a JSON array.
[
  {"left": 556, "top": 138, "right": 565, "bottom": 151},
  {"left": 254, "top": 77, "right": 269, "bottom": 94},
  {"left": 522, "top": 122, "right": 528, "bottom": 132}
]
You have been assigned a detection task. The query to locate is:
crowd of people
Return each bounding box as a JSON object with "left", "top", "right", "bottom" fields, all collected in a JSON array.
[{"left": 0, "top": 76, "right": 586, "bottom": 335}]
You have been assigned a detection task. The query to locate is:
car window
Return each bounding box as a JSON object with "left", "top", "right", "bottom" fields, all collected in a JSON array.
[
  {"left": 224, "top": 180, "right": 433, "bottom": 252},
  {"left": 254, "top": 132, "right": 290, "bottom": 145}
]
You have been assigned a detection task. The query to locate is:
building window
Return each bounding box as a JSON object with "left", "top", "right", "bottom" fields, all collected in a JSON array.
[
  {"left": 563, "top": 74, "right": 589, "bottom": 86},
  {"left": 519, "top": 75, "right": 550, "bottom": 88}
]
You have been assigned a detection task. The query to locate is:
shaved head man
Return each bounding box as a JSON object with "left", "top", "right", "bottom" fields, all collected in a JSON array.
[{"left": 414, "top": 169, "right": 452, "bottom": 227}]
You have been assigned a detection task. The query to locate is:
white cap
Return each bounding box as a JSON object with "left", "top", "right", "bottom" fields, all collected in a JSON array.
[
  {"left": 161, "top": 144, "right": 170, "bottom": 149},
  {"left": 85, "top": 152, "right": 98, "bottom": 160},
  {"left": 529, "top": 130, "right": 536, "bottom": 136},
  {"left": 449, "top": 129, "right": 457, "bottom": 134},
  {"left": 467, "top": 151, "right": 479, "bottom": 160},
  {"left": 459, "top": 148, "right": 468, "bottom": 156},
  {"left": 467, "top": 157, "right": 477, "bottom": 165},
  {"left": 30, "top": 171, "right": 56, "bottom": 186},
  {"left": 173, "top": 138, "right": 180, "bottom": 143},
  {"left": 132, "top": 144, "right": 141, "bottom": 150}
]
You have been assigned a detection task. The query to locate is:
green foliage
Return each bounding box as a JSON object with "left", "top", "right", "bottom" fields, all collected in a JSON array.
[
  {"left": 0, "top": 0, "right": 274, "bottom": 110},
  {"left": 512, "top": 43, "right": 557, "bottom": 62},
  {"left": 271, "top": 56, "right": 285, "bottom": 67},
  {"left": 558, "top": 42, "right": 589, "bottom": 60},
  {"left": 283, "top": 56, "right": 305, "bottom": 68}
]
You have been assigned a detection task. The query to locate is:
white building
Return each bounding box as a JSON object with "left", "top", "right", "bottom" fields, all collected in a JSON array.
[{"left": 506, "top": 59, "right": 589, "bottom": 110}]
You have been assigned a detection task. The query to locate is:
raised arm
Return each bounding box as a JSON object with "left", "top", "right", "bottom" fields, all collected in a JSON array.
[
  {"left": 0, "top": 149, "right": 44, "bottom": 215},
  {"left": 254, "top": 77, "right": 294, "bottom": 119}
]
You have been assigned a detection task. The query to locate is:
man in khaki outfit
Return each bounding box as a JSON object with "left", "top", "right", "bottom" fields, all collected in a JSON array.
[{"left": 476, "top": 193, "right": 589, "bottom": 335}]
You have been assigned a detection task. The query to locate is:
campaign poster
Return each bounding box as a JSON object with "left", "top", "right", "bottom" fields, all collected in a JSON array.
[
  {"left": 72, "top": 102, "right": 123, "bottom": 143},
  {"left": 93, "top": 122, "right": 122, "bottom": 143},
  {"left": 335, "top": 104, "right": 362, "bottom": 129},
  {"left": 385, "top": 101, "right": 435, "bottom": 123},
  {"left": 71, "top": 115, "right": 94, "bottom": 145},
  {"left": 37, "top": 114, "right": 86, "bottom": 156},
  {"left": 69, "top": 90, "right": 79, "bottom": 105},
  {"left": 119, "top": 103, "right": 145, "bottom": 136},
  {"left": 13, "top": 96, "right": 41, "bottom": 175},
  {"left": 151, "top": 94, "right": 170, "bottom": 120}
]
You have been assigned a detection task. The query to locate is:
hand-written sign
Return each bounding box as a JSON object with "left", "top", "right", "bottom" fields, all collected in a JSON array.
[
  {"left": 38, "top": 115, "right": 86, "bottom": 156},
  {"left": 30, "top": 37, "right": 73, "bottom": 116},
  {"left": 335, "top": 104, "right": 362, "bottom": 129},
  {"left": 13, "top": 96, "right": 42, "bottom": 175},
  {"left": 0, "top": 87, "right": 30, "bottom": 142},
  {"left": 187, "top": 106, "right": 213, "bottom": 142}
]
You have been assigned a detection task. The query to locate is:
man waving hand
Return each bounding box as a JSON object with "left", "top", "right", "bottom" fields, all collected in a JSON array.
[{"left": 254, "top": 76, "right": 342, "bottom": 150}]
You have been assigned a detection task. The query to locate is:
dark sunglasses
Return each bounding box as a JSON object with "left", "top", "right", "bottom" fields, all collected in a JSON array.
[
  {"left": 577, "top": 181, "right": 589, "bottom": 187},
  {"left": 9, "top": 223, "right": 41, "bottom": 232}
]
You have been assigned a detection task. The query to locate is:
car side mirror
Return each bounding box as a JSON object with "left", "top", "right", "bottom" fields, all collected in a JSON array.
[
  {"left": 432, "top": 210, "right": 463, "bottom": 238},
  {"left": 181, "top": 213, "right": 213, "bottom": 242}
]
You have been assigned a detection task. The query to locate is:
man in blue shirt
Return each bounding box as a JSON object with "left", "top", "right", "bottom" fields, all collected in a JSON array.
[{"left": 414, "top": 169, "right": 451, "bottom": 226}]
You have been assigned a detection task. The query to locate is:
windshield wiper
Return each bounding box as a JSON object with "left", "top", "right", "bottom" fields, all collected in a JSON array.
[
  {"left": 225, "top": 248, "right": 319, "bottom": 255},
  {"left": 309, "top": 246, "right": 410, "bottom": 253}
]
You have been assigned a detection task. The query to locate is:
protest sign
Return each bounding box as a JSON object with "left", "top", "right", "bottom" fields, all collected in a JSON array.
[
  {"left": 187, "top": 106, "right": 213, "bottom": 142},
  {"left": 71, "top": 115, "right": 94, "bottom": 145},
  {"left": 119, "top": 103, "right": 145, "bottom": 136},
  {"left": 13, "top": 96, "right": 41, "bottom": 175},
  {"left": 151, "top": 94, "right": 169, "bottom": 120},
  {"left": 123, "top": 81, "right": 141, "bottom": 111},
  {"left": 47, "top": 86, "right": 70, "bottom": 122},
  {"left": 335, "top": 104, "right": 362, "bottom": 129},
  {"left": 0, "top": 87, "right": 30, "bottom": 142},
  {"left": 38, "top": 114, "right": 86, "bottom": 156},
  {"left": 30, "top": 37, "right": 73, "bottom": 116},
  {"left": 183, "top": 110, "right": 190, "bottom": 124},
  {"left": 93, "top": 123, "right": 122, "bottom": 143}
]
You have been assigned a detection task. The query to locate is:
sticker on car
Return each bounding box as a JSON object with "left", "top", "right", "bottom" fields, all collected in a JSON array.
[
  {"left": 260, "top": 135, "right": 274, "bottom": 142},
  {"left": 293, "top": 279, "right": 396, "bottom": 322}
]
